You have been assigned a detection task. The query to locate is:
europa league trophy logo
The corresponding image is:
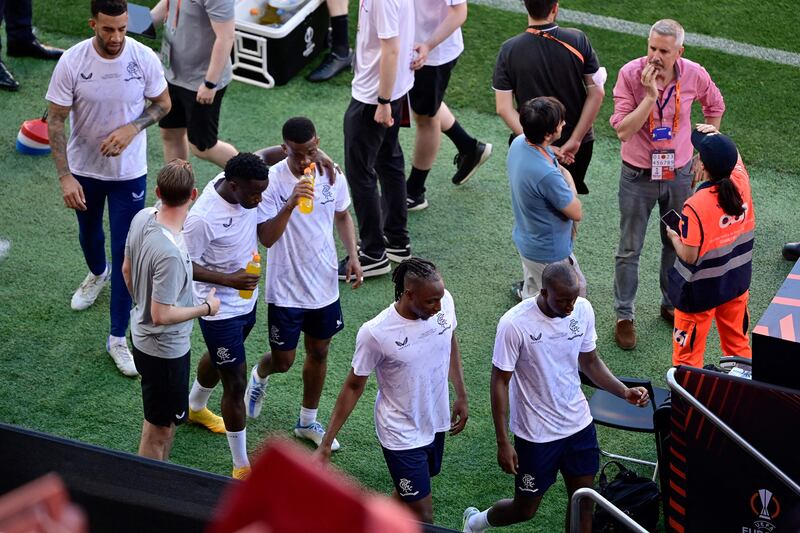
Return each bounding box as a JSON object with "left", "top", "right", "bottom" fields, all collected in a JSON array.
[
  {"left": 758, "top": 489, "right": 774, "bottom": 520},
  {"left": 750, "top": 488, "right": 781, "bottom": 531}
]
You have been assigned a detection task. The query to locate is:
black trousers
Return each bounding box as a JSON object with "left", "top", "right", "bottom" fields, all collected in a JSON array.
[
  {"left": 343, "top": 97, "right": 409, "bottom": 258},
  {"left": 0, "top": 0, "right": 35, "bottom": 52},
  {"left": 560, "top": 140, "right": 594, "bottom": 195}
]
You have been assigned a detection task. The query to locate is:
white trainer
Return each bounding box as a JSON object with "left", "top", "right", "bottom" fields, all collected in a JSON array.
[
  {"left": 294, "top": 420, "right": 340, "bottom": 451},
  {"left": 71, "top": 266, "right": 109, "bottom": 311},
  {"left": 106, "top": 338, "right": 139, "bottom": 377},
  {"left": 244, "top": 365, "right": 268, "bottom": 418},
  {"left": 462, "top": 507, "right": 481, "bottom": 532}
]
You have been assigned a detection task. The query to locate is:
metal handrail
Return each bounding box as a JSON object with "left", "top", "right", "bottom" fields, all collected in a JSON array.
[
  {"left": 569, "top": 487, "right": 647, "bottom": 533},
  {"left": 666, "top": 367, "right": 800, "bottom": 496}
]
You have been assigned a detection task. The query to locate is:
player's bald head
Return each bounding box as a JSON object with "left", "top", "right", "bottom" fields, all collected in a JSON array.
[{"left": 541, "top": 262, "right": 578, "bottom": 293}]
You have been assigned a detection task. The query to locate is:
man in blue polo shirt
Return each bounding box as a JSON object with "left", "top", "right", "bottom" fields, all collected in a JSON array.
[{"left": 508, "top": 96, "right": 585, "bottom": 301}]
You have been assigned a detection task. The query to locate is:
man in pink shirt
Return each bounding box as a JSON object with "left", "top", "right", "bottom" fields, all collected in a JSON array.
[{"left": 609, "top": 19, "right": 724, "bottom": 350}]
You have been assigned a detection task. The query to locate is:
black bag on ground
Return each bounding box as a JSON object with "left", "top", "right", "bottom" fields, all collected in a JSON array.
[{"left": 592, "top": 461, "right": 660, "bottom": 532}]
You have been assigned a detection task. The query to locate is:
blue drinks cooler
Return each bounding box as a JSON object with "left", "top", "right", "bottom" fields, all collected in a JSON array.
[{"left": 232, "top": 0, "right": 330, "bottom": 88}]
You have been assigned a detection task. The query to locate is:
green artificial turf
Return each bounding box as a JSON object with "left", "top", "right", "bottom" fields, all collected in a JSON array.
[
  {"left": 1, "top": 1, "right": 798, "bottom": 531},
  {"left": 559, "top": 0, "right": 800, "bottom": 53}
]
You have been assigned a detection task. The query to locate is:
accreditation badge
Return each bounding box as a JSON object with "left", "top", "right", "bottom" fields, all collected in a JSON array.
[
  {"left": 160, "top": 27, "right": 174, "bottom": 70},
  {"left": 651, "top": 148, "right": 676, "bottom": 181}
]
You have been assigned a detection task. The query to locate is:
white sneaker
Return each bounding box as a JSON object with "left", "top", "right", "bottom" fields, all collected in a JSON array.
[
  {"left": 244, "top": 365, "right": 268, "bottom": 418},
  {"left": 106, "top": 338, "right": 139, "bottom": 377},
  {"left": 71, "top": 266, "right": 109, "bottom": 310},
  {"left": 294, "top": 420, "right": 340, "bottom": 451},
  {"left": 462, "top": 507, "right": 480, "bottom": 532}
]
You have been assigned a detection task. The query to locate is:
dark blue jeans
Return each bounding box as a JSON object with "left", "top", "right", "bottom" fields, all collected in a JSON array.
[{"left": 74, "top": 174, "right": 146, "bottom": 337}]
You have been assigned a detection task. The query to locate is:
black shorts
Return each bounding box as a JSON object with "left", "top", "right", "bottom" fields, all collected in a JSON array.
[
  {"left": 408, "top": 58, "right": 458, "bottom": 117},
  {"left": 132, "top": 344, "right": 190, "bottom": 427},
  {"left": 158, "top": 82, "right": 227, "bottom": 151}
]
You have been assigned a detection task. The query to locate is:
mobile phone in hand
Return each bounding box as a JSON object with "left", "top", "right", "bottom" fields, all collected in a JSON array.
[{"left": 661, "top": 209, "right": 681, "bottom": 233}]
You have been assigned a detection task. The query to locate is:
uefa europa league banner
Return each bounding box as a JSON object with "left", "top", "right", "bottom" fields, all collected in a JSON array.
[{"left": 667, "top": 366, "right": 800, "bottom": 532}]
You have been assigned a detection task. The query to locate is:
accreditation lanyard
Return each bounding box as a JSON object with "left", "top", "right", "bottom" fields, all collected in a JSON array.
[
  {"left": 525, "top": 140, "right": 559, "bottom": 169},
  {"left": 649, "top": 80, "right": 681, "bottom": 137},
  {"left": 526, "top": 26, "right": 585, "bottom": 63},
  {"left": 165, "top": 0, "right": 181, "bottom": 30}
]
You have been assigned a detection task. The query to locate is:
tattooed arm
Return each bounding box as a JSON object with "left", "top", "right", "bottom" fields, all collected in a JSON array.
[
  {"left": 99, "top": 87, "right": 171, "bottom": 157},
  {"left": 48, "top": 102, "right": 87, "bottom": 211}
]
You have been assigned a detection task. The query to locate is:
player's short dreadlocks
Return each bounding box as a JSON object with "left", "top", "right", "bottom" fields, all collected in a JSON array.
[{"left": 392, "top": 258, "right": 440, "bottom": 302}]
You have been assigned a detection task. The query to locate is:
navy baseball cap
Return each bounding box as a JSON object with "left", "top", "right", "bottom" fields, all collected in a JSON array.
[{"left": 691, "top": 129, "right": 738, "bottom": 179}]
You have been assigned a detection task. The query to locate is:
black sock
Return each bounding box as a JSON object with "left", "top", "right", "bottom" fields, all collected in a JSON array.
[
  {"left": 443, "top": 120, "right": 477, "bottom": 154},
  {"left": 330, "top": 15, "right": 349, "bottom": 57},
  {"left": 406, "top": 167, "right": 430, "bottom": 197}
]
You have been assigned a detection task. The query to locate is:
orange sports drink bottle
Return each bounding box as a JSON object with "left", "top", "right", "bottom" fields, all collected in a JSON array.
[
  {"left": 299, "top": 163, "right": 316, "bottom": 214},
  {"left": 239, "top": 251, "right": 261, "bottom": 299}
]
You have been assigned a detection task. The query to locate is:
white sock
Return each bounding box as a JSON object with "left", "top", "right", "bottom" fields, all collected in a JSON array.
[
  {"left": 227, "top": 429, "right": 250, "bottom": 468},
  {"left": 299, "top": 406, "right": 317, "bottom": 427},
  {"left": 469, "top": 509, "right": 491, "bottom": 531},
  {"left": 108, "top": 335, "right": 126, "bottom": 347},
  {"left": 252, "top": 365, "right": 268, "bottom": 383},
  {"left": 188, "top": 379, "right": 214, "bottom": 412}
]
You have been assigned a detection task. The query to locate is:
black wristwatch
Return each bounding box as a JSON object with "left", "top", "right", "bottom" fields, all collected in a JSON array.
[
  {"left": 377, "top": 96, "right": 391, "bottom": 105},
  {"left": 203, "top": 79, "right": 217, "bottom": 89}
]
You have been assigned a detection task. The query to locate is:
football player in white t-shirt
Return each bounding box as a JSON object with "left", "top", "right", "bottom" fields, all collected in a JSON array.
[
  {"left": 405, "top": 0, "right": 492, "bottom": 211},
  {"left": 316, "top": 258, "right": 469, "bottom": 524},
  {"left": 243, "top": 117, "right": 362, "bottom": 451},
  {"left": 46, "top": 0, "right": 171, "bottom": 378},
  {"left": 462, "top": 263, "right": 649, "bottom": 533},
  {"left": 181, "top": 153, "right": 269, "bottom": 480}
]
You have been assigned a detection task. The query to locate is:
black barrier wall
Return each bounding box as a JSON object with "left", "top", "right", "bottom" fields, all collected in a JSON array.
[{"left": 667, "top": 367, "right": 800, "bottom": 532}]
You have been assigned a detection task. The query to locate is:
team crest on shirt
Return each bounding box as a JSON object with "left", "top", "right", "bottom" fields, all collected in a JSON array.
[
  {"left": 124, "top": 61, "right": 143, "bottom": 82},
  {"left": 398, "top": 478, "right": 419, "bottom": 497},
  {"left": 436, "top": 313, "right": 451, "bottom": 335},
  {"left": 673, "top": 327, "right": 688, "bottom": 347},
  {"left": 320, "top": 184, "right": 334, "bottom": 205},
  {"left": 529, "top": 332, "right": 543, "bottom": 344},
  {"left": 519, "top": 474, "right": 538, "bottom": 493},
  {"left": 567, "top": 318, "right": 583, "bottom": 340},
  {"left": 216, "top": 346, "right": 235, "bottom": 364}
]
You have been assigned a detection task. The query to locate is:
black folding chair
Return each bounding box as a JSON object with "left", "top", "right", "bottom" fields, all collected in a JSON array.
[{"left": 580, "top": 373, "right": 670, "bottom": 480}]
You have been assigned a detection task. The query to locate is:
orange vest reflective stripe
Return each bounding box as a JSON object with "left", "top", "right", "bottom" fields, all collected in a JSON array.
[{"left": 668, "top": 158, "right": 756, "bottom": 313}]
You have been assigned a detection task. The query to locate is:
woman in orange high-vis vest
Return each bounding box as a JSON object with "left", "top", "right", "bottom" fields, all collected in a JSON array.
[{"left": 665, "top": 125, "right": 755, "bottom": 367}]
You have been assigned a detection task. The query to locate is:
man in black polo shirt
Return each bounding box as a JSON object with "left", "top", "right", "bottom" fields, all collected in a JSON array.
[{"left": 493, "top": 0, "right": 604, "bottom": 195}]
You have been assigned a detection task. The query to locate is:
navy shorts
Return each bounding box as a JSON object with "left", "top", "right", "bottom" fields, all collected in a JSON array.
[
  {"left": 514, "top": 423, "right": 600, "bottom": 498},
  {"left": 409, "top": 58, "right": 457, "bottom": 117},
  {"left": 381, "top": 432, "right": 445, "bottom": 502},
  {"left": 267, "top": 300, "right": 344, "bottom": 351},
  {"left": 132, "top": 344, "right": 190, "bottom": 428},
  {"left": 198, "top": 305, "right": 257, "bottom": 368}
]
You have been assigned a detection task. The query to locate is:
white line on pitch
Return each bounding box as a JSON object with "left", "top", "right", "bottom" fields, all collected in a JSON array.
[{"left": 471, "top": 0, "right": 800, "bottom": 68}]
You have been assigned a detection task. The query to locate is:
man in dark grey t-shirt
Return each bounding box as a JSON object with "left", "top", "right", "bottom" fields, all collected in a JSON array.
[
  {"left": 493, "top": 0, "right": 605, "bottom": 194},
  {"left": 123, "top": 159, "right": 220, "bottom": 461},
  {"left": 151, "top": 0, "right": 238, "bottom": 168}
]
